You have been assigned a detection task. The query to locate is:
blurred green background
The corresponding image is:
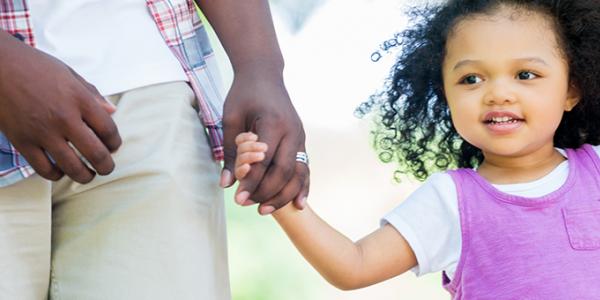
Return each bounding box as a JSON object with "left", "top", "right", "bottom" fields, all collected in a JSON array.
[{"left": 202, "top": 0, "right": 448, "bottom": 299}]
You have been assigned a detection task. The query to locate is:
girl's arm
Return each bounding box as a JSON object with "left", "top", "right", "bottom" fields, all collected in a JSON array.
[
  {"left": 235, "top": 132, "right": 417, "bottom": 290},
  {"left": 272, "top": 203, "right": 417, "bottom": 290}
]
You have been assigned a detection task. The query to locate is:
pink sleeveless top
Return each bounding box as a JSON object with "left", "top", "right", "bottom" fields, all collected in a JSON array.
[{"left": 444, "top": 144, "right": 600, "bottom": 299}]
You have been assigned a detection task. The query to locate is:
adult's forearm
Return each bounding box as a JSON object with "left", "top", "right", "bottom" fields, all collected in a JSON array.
[
  {"left": 196, "top": 0, "right": 284, "bottom": 75},
  {"left": 0, "top": 29, "right": 24, "bottom": 68}
]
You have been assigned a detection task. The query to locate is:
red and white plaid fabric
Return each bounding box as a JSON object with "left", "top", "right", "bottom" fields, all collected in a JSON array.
[{"left": 0, "top": 0, "right": 225, "bottom": 187}]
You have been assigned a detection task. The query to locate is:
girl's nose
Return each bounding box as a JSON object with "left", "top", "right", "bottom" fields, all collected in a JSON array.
[{"left": 483, "top": 80, "right": 517, "bottom": 105}]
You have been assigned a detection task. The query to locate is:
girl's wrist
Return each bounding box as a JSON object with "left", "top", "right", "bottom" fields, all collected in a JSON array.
[{"left": 272, "top": 201, "right": 300, "bottom": 220}]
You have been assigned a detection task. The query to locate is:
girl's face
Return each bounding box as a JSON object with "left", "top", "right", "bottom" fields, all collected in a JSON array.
[{"left": 442, "top": 7, "right": 579, "bottom": 163}]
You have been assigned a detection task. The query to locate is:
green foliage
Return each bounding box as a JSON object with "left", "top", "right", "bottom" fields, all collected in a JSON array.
[{"left": 225, "top": 187, "right": 321, "bottom": 300}]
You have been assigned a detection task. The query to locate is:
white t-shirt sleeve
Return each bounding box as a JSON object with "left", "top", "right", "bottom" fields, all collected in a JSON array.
[{"left": 381, "top": 172, "right": 461, "bottom": 277}]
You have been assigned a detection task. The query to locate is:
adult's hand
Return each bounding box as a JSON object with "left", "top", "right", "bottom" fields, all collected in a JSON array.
[
  {"left": 0, "top": 30, "right": 121, "bottom": 183},
  {"left": 221, "top": 68, "right": 309, "bottom": 215}
]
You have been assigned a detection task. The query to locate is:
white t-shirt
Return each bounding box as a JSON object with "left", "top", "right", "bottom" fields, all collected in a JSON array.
[
  {"left": 381, "top": 146, "right": 600, "bottom": 280},
  {"left": 29, "top": 0, "right": 188, "bottom": 96}
]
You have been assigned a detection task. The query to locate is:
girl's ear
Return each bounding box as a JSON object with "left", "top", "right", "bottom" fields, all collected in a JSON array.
[{"left": 565, "top": 82, "right": 581, "bottom": 112}]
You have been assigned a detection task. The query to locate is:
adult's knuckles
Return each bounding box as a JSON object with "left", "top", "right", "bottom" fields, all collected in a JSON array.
[{"left": 50, "top": 109, "right": 81, "bottom": 128}]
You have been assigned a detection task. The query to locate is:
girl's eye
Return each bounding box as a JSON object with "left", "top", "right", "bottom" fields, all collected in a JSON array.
[
  {"left": 460, "top": 75, "right": 482, "bottom": 85},
  {"left": 517, "top": 71, "right": 537, "bottom": 80}
]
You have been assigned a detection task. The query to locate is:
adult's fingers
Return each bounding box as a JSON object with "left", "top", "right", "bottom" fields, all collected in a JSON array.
[
  {"left": 293, "top": 164, "right": 310, "bottom": 210},
  {"left": 248, "top": 132, "right": 299, "bottom": 203},
  {"left": 18, "top": 145, "right": 63, "bottom": 181},
  {"left": 43, "top": 138, "right": 95, "bottom": 184},
  {"left": 80, "top": 92, "right": 122, "bottom": 153},
  {"left": 70, "top": 67, "right": 116, "bottom": 114},
  {"left": 221, "top": 112, "right": 246, "bottom": 188},
  {"left": 257, "top": 162, "right": 308, "bottom": 215},
  {"left": 67, "top": 125, "right": 114, "bottom": 176},
  {"left": 235, "top": 120, "right": 286, "bottom": 203}
]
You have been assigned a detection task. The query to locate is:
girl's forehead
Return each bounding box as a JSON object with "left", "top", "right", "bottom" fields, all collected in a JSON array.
[
  {"left": 443, "top": 7, "right": 565, "bottom": 67},
  {"left": 449, "top": 6, "right": 555, "bottom": 42}
]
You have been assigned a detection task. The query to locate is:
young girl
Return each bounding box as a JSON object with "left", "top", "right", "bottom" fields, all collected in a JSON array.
[{"left": 234, "top": 0, "right": 600, "bottom": 298}]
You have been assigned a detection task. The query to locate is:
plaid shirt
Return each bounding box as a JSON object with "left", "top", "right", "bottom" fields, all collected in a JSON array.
[{"left": 0, "top": 0, "right": 224, "bottom": 187}]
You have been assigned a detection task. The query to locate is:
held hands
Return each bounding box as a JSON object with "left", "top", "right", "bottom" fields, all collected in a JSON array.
[
  {"left": 233, "top": 131, "right": 308, "bottom": 215},
  {"left": 220, "top": 70, "right": 309, "bottom": 215},
  {"left": 234, "top": 132, "right": 268, "bottom": 182},
  {"left": 0, "top": 31, "right": 121, "bottom": 183}
]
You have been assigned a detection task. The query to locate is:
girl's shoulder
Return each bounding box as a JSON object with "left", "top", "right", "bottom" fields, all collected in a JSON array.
[
  {"left": 421, "top": 171, "right": 456, "bottom": 191},
  {"left": 385, "top": 172, "right": 459, "bottom": 221}
]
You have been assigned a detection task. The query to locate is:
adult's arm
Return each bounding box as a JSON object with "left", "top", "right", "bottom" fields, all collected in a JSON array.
[
  {"left": 197, "top": 0, "right": 309, "bottom": 214},
  {"left": 0, "top": 29, "right": 121, "bottom": 183}
]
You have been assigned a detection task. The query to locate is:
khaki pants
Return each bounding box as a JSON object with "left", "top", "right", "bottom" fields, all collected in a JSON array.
[{"left": 0, "top": 82, "right": 230, "bottom": 299}]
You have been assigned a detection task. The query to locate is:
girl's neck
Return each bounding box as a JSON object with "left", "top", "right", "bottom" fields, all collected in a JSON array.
[{"left": 477, "top": 145, "right": 566, "bottom": 184}]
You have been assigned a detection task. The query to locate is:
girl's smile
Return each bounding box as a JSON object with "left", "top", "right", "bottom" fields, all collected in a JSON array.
[{"left": 482, "top": 110, "right": 524, "bottom": 135}]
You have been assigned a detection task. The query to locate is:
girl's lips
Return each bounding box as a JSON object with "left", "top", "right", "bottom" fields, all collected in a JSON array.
[
  {"left": 482, "top": 111, "right": 524, "bottom": 135},
  {"left": 485, "top": 119, "right": 523, "bottom": 135},
  {"left": 482, "top": 111, "right": 523, "bottom": 122}
]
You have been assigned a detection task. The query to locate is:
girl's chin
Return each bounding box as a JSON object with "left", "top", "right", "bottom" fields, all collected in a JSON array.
[{"left": 480, "top": 143, "right": 554, "bottom": 160}]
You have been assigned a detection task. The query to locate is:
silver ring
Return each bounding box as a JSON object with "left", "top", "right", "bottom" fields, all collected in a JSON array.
[{"left": 296, "top": 152, "right": 309, "bottom": 165}]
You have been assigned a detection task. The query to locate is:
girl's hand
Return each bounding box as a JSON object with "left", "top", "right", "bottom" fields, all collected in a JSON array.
[{"left": 234, "top": 131, "right": 268, "bottom": 180}]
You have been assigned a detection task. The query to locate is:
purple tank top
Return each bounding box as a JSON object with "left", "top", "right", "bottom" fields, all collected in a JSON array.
[{"left": 444, "top": 144, "right": 600, "bottom": 299}]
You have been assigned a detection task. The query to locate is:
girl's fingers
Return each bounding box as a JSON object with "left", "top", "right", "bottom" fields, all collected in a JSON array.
[
  {"left": 235, "top": 163, "right": 251, "bottom": 180},
  {"left": 235, "top": 151, "right": 266, "bottom": 167},
  {"left": 235, "top": 132, "right": 258, "bottom": 145},
  {"left": 236, "top": 141, "right": 268, "bottom": 155}
]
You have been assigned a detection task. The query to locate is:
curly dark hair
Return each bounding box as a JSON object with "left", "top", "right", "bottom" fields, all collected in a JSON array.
[{"left": 359, "top": 0, "right": 600, "bottom": 181}]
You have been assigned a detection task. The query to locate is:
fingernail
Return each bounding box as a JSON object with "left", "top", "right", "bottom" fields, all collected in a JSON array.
[
  {"left": 220, "top": 169, "right": 232, "bottom": 188},
  {"left": 260, "top": 206, "right": 275, "bottom": 215},
  {"left": 235, "top": 191, "right": 249, "bottom": 205}
]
